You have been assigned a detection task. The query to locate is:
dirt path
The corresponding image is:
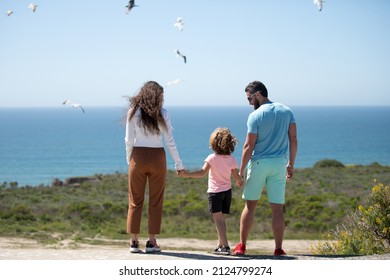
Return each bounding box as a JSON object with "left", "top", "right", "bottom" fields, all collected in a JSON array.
[{"left": 1, "top": 237, "right": 389, "bottom": 260}]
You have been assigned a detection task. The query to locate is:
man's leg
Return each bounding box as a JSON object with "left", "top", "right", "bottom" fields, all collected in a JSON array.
[
  {"left": 239, "top": 200, "right": 258, "bottom": 244},
  {"left": 270, "top": 202, "right": 285, "bottom": 250}
]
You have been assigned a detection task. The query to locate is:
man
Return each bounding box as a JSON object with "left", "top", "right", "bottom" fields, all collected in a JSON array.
[{"left": 233, "top": 81, "right": 298, "bottom": 256}]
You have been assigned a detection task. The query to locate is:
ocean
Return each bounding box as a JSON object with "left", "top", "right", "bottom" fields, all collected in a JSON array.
[{"left": 0, "top": 106, "right": 389, "bottom": 186}]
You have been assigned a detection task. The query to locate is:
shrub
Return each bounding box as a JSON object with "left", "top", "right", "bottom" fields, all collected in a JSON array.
[
  {"left": 10, "top": 205, "right": 36, "bottom": 221},
  {"left": 312, "top": 181, "right": 390, "bottom": 255},
  {"left": 314, "top": 159, "right": 345, "bottom": 168}
]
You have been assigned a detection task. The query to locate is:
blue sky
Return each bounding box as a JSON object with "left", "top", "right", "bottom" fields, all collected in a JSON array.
[{"left": 1, "top": 0, "right": 389, "bottom": 107}]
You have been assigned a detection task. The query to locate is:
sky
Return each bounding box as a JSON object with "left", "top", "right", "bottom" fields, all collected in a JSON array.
[{"left": 1, "top": 0, "right": 389, "bottom": 108}]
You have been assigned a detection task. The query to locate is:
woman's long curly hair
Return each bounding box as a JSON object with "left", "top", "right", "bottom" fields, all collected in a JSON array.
[
  {"left": 209, "top": 127, "right": 238, "bottom": 155},
  {"left": 128, "top": 81, "right": 168, "bottom": 135}
]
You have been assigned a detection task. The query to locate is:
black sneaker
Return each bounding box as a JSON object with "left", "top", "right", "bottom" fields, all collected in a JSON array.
[
  {"left": 212, "top": 245, "right": 231, "bottom": 255},
  {"left": 211, "top": 246, "right": 221, "bottom": 254},
  {"left": 129, "top": 240, "right": 140, "bottom": 253},
  {"left": 145, "top": 240, "right": 161, "bottom": 253}
]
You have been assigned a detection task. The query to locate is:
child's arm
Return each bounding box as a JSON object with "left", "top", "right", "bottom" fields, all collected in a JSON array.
[
  {"left": 179, "top": 162, "right": 210, "bottom": 178},
  {"left": 231, "top": 169, "right": 244, "bottom": 188}
]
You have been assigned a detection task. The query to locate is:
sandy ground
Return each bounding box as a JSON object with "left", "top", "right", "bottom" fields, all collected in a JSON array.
[
  {"left": 1, "top": 237, "right": 389, "bottom": 260},
  {"left": 0, "top": 237, "right": 313, "bottom": 260}
]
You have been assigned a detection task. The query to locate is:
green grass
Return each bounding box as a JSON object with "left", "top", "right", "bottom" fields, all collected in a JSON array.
[{"left": 1, "top": 161, "right": 389, "bottom": 245}]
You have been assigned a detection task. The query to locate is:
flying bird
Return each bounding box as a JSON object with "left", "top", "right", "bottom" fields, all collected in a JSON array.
[
  {"left": 166, "top": 79, "right": 182, "bottom": 86},
  {"left": 172, "top": 49, "right": 187, "bottom": 64},
  {"left": 5, "top": 10, "right": 13, "bottom": 16},
  {"left": 174, "top": 17, "right": 184, "bottom": 32},
  {"left": 313, "top": 0, "right": 324, "bottom": 11},
  {"left": 28, "top": 3, "right": 38, "bottom": 12},
  {"left": 125, "top": 0, "right": 138, "bottom": 14},
  {"left": 63, "top": 100, "right": 85, "bottom": 113}
]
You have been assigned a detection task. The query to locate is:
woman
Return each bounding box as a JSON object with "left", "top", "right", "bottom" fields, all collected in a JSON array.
[{"left": 125, "top": 81, "right": 184, "bottom": 253}]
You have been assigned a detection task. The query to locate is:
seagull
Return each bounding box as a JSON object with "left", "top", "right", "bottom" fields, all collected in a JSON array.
[
  {"left": 5, "top": 10, "right": 13, "bottom": 16},
  {"left": 174, "top": 17, "right": 184, "bottom": 32},
  {"left": 125, "top": 0, "right": 138, "bottom": 14},
  {"left": 28, "top": 3, "right": 38, "bottom": 12},
  {"left": 63, "top": 99, "right": 72, "bottom": 105},
  {"left": 314, "top": 0, "right": 324, "bottom": 11},
  {"left": 166, "top": 79, "right": 182, "bottom": 86},
  {"left": 63, "top": 100, "right": 85, "bottom": 113},
  {"left": 71, "top": 103, "right": 85, "bottom": 113},
  {"left": 172, "top": 49, "right": 187, "bottom": 64}
]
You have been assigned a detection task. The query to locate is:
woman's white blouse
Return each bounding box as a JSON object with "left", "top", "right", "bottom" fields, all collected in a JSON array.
[{"left": 125, "top": 108, "right": 184, "bottom": 170}]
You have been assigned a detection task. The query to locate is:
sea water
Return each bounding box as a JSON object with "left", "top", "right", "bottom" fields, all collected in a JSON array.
[{"left": 0, "top": 106, "right": 389, "bottom": 186}]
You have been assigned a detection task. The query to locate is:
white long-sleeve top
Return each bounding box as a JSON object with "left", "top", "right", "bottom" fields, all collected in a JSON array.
[{"left": 125, "top": 108, "right": 184, "bottom": 170}]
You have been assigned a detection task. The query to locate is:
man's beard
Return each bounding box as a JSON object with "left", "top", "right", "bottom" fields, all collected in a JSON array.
[{"left": 253, "top": 99, "right": 261, "bottom": 110}]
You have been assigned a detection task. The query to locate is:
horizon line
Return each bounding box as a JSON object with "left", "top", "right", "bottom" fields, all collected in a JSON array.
[{"left": 1, "top": 104, "right": 390, "bottom": 109}]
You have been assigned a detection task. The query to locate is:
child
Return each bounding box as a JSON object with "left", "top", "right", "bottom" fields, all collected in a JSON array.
[{"left": 179, "top": 127, "right": 244, "bottom": 255}]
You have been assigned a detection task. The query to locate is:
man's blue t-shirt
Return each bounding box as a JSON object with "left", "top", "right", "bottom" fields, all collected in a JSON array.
[{"left": 247, "top": 102, "right": 295, "bottom": 160}]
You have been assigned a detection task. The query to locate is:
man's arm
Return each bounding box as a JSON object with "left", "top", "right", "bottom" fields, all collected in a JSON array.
[
  {"left": 239, "top": 133, "right": 257, "bottom": 176},
  {"left": 287, "top": 123, "right": 298, "bottom": 179}
]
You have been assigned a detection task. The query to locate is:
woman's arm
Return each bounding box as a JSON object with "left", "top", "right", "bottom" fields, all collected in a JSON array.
[
  {"left": 162, "top": 109, "right": 184, "bottom": 170},
  {"left": 124, "top": 110, "right": 135, "bottom": 165}
]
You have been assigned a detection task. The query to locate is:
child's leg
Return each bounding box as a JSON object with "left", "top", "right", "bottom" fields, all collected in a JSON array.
[{"left": 212, "top": 212, "right": 228, "bottom": 247}]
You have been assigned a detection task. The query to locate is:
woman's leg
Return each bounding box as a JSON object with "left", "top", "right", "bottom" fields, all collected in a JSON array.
[
  {"left": 147, "top": 148, "right": 166, "bottom": 235},
  {"left": 127, "top": 148, "right": 148, "bottom": 235}
]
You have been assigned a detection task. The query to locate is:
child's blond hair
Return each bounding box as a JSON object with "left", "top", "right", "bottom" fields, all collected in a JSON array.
[{"left": 209, "top": 127, "right": 238, "bottom": 156}]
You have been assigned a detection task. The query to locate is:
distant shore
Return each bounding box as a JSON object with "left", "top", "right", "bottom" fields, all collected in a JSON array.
[{"left": 3, "top": 161, "right": 390, "bottom": 188}]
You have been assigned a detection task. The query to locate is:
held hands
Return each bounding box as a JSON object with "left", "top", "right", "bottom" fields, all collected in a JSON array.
[
  {"left": 176, "top": 169, "right": 187, "bottom": 177},
  {"left": 236, "top": 172, "right": 245, "bottom": 188},
  {"left": 235, "top": 178, "right": 244, "bottom": 188}
]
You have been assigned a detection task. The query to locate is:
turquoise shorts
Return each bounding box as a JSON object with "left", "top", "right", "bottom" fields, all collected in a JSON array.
[{"left": 243, "top": 157, "right": 287, "bottom": 204}]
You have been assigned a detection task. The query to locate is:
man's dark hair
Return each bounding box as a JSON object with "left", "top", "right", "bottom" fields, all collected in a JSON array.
[{"left": 245, "top": 81, "right": 268, "bottom": 97}]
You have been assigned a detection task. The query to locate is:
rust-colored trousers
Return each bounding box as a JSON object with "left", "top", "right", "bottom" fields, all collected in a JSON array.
[{"left": 127, "top": 147, "right": 167, "bottom": 234}]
